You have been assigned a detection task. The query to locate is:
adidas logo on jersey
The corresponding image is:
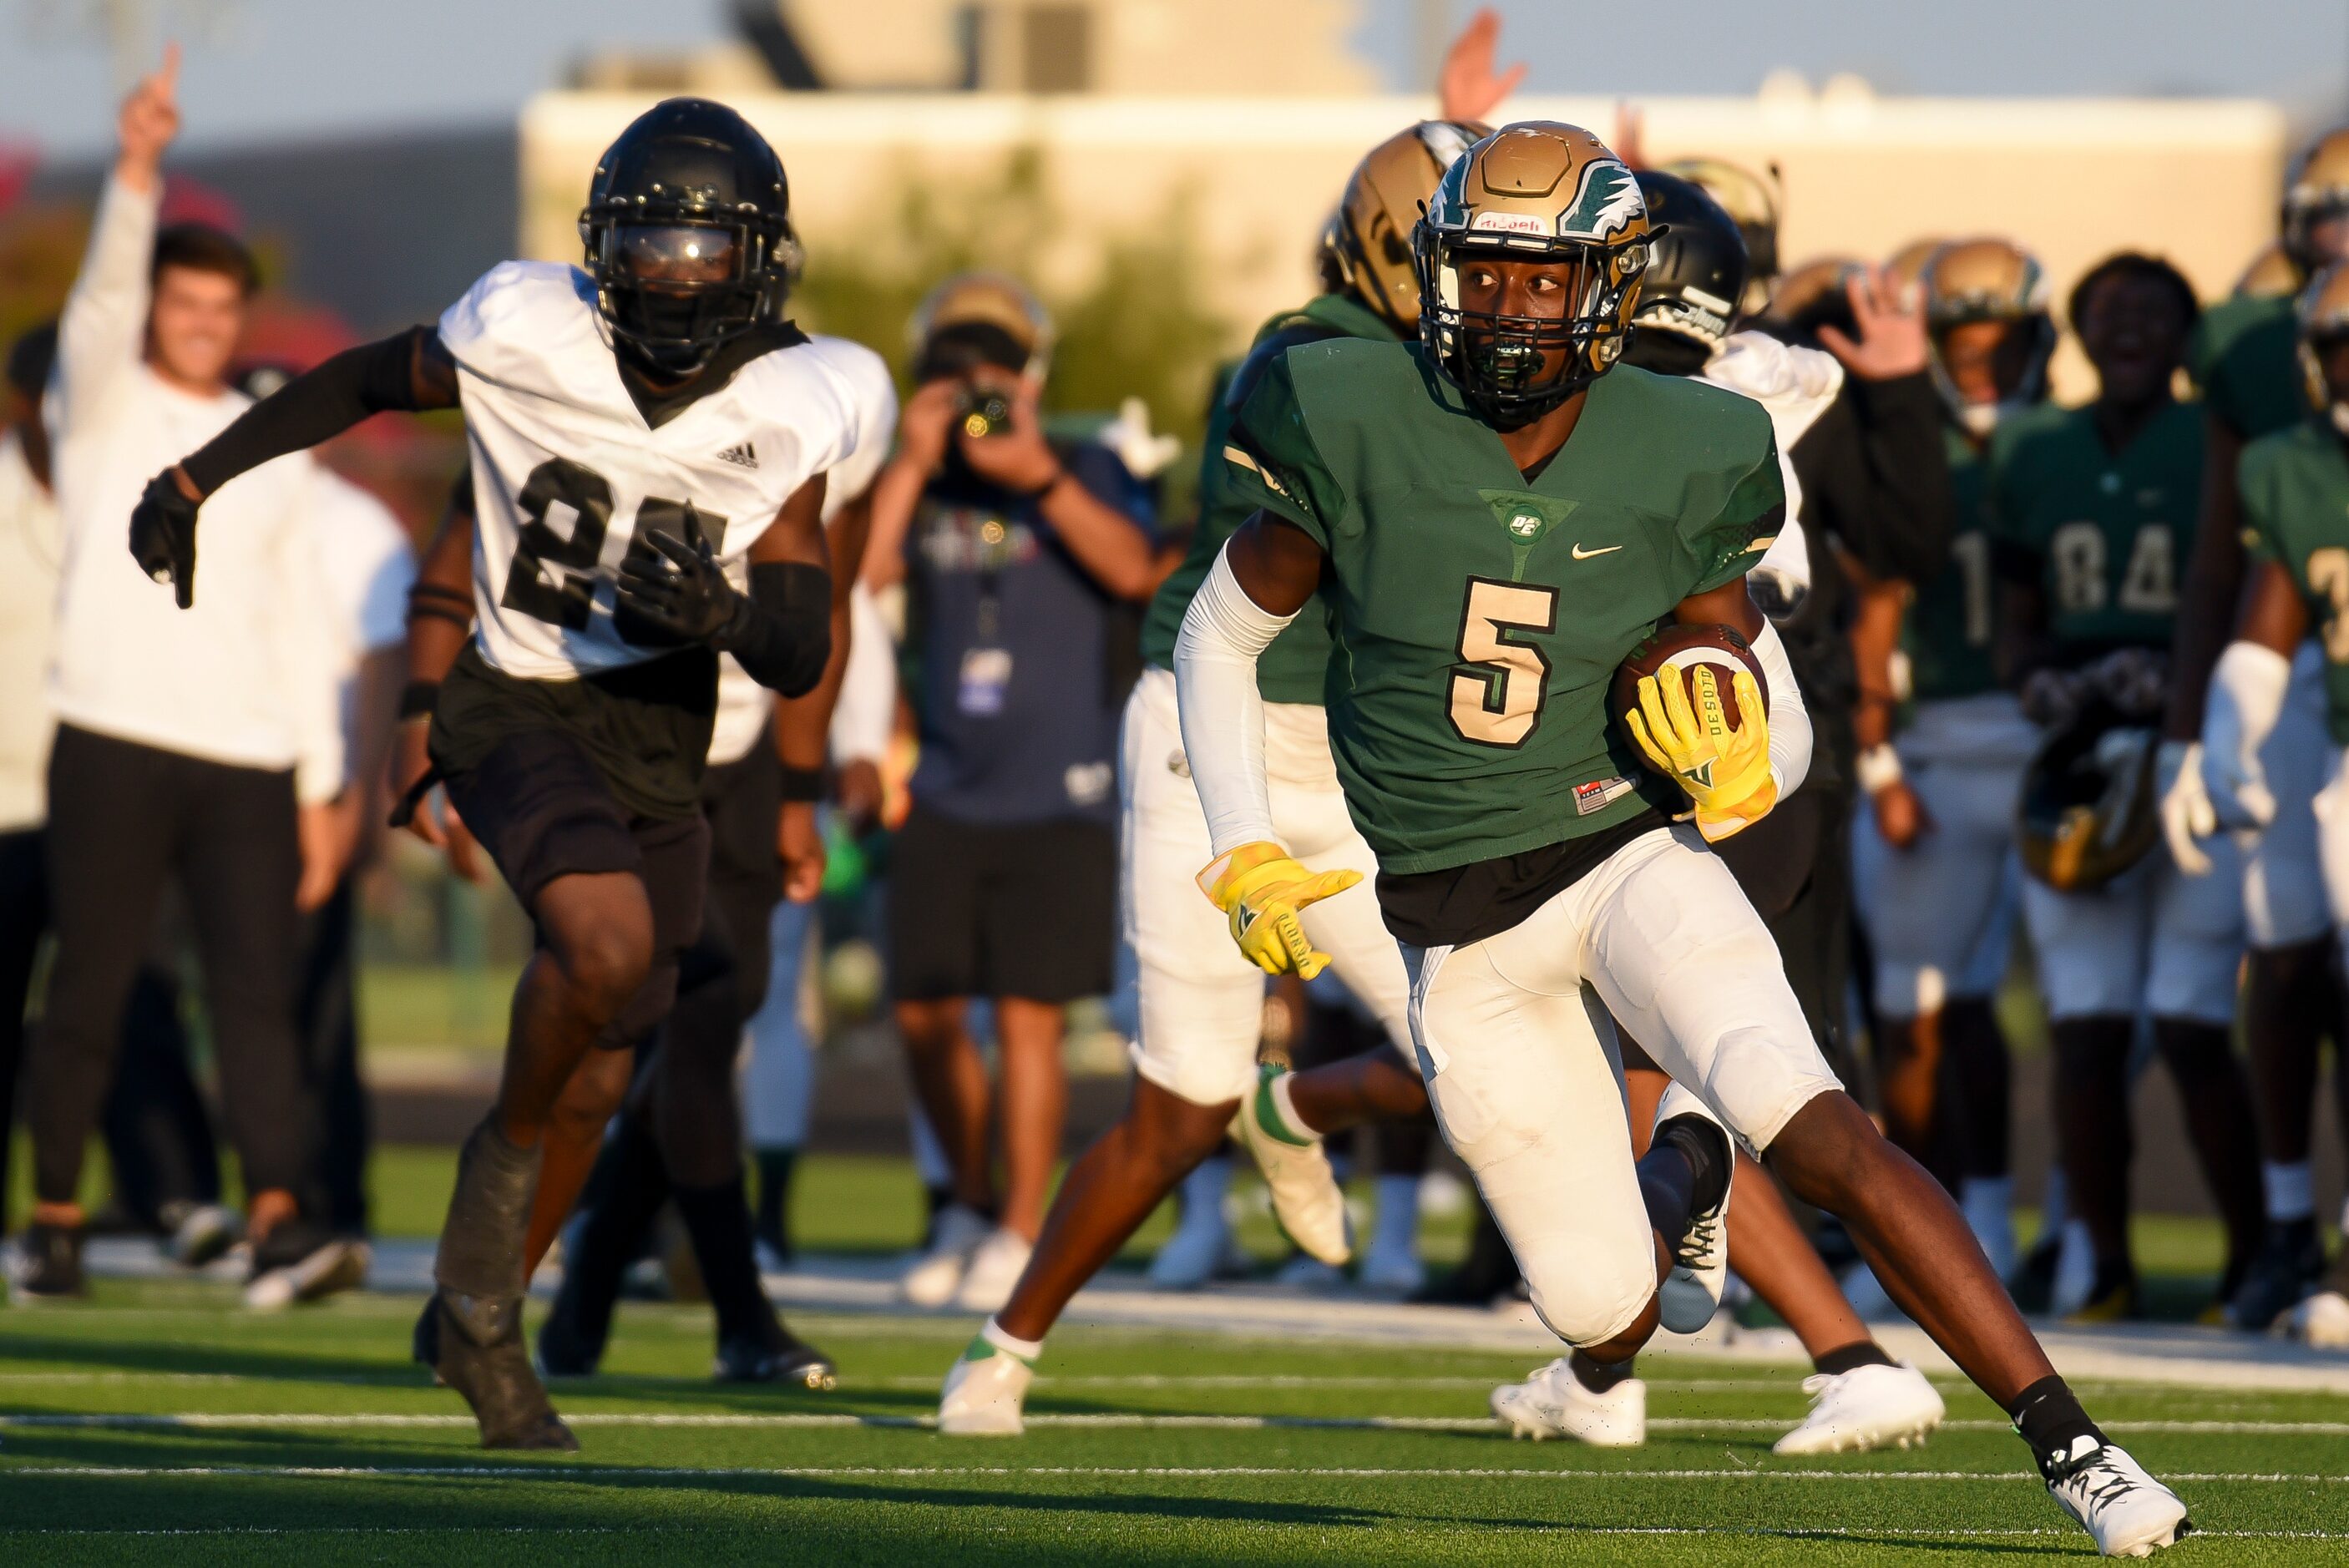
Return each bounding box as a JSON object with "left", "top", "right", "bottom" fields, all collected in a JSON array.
[{"left": 716, "top": 441, "right": 759, "bottom": 470}]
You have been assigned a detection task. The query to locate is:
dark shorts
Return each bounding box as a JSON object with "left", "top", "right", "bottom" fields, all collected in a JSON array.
[
  {"left": 888, "top": 803, "right": 1116, "bottom": 1004},
  {"left": 440, "top": 725, "right": 710, "bottom": 1050}
]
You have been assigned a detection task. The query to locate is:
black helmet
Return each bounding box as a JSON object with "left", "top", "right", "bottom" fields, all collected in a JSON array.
[
  {"left": 578, "top": 98, "right": 798, "bottom": 376},
  {"left": 2017, "top": 698, "right": 2162, "bottom": 893},
  {"left": 1623, "top": 170, "right": 1749, "bottom": 375}
]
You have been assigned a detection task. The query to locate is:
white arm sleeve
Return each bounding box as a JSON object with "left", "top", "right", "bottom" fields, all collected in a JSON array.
[
  {"left": 1749, "top": 617, "right": 1811, "bottom": 802},
  {"left": 1173, "top": 545, "right": 1296, "bottom": 856},
  {"left": 2202, "top": 640, "right": 2294, "bottom": 817},
  {"left": 50, "top": 174, "right": 159, "bottom": 439},
  {"left": 827, "top": 582, "right": 897, "bottom": 767}
]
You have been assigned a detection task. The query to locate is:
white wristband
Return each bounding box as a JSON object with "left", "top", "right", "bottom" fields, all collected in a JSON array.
[{"left": 1855, "top": 742, "right": 1904, "bottom": 794}]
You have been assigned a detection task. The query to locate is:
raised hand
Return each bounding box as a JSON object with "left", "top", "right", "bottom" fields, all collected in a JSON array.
[
  {"left": 1438, "top": 7, "right": 1525, "bottom": 125},
  {"left": 116, "top": 43, "right": 183, "bottom": 193},
  {"left": 1818, "top": 265, "right": 1929, "bottom": 381}
]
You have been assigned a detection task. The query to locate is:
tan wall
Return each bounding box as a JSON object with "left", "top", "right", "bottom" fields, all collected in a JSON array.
[{"left": 521, "top": 84, "right": 2288, "bottom": 399}]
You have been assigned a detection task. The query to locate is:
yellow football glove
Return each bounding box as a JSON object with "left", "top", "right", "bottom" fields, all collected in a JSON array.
[
  {"left": 1626, "top": 664, "right": 1778, "bottom": 843},
  {"left": 1197, "top": 842, "right": 1362, "bottom": 979}
]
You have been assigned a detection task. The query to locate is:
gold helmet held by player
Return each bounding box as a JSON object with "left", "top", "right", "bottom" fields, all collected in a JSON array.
[
  {"left": 1921, "top": 236, "right": 2055, "bottom": 438},
  {"left": 1884, "top": 236, "right": 1947, "bottom": 307},
  {"left": 1414, "top": 121, "right": 1654, "bottom": 423},
  {"left": 2296, "top": 260, "right": 2349, "bottom": 433},
  {"left": 1328, "top": 119, "right": 1489, "bottom": 334},
  {"left": 2284, "top": 127, "right": 2349, "bottom": 275},
  {"left": 1756, "top": 254, "right": 1860, "bottom": 344},
  {"left": 1658, "top": 156, "right": 1780, "bottom": 313}
]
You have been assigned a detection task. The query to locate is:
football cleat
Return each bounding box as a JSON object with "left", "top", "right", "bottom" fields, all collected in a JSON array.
[
  {"left": 899, "top": 1204, "right": 990, "bottom": 1308},
  {"left": 243, "top": 1233, "right": 370, "bottom": 1311},
  {"left": 937, "top": 1333, "right": 1035, "bottom": 1437},
  {"left": 8, "top": 1222, "right": 87, "bottom": 1302},
  {"left": 715, "top": 1308, "right": 837, "bottom": 1390},
  {"left": 2063, "top": 1264, "right": 2139, "bottom": 1326},
  {"left": 1236, "top": 1064, "right": 1351, "bottom": 1267},
  {"left": 2227, "top": 1219, "right": 2324, "bottom": 1331},
  {"left": 2041, "top": 1438, "right": 2192, "bottom": 1556},
  {"left": 1490, "top": 1358, "right": 1647, "bottom": 1447},
  {"left": 160, "top": 1201, "right": 240, "bottom": 1270},
  {"left": 1653, "top": 1085, "right": 1731, "bottom": 1334},
  {"left": 2289, "top": 1288, "right": 2349, "bottom": 1348},
  {"left": 1771, "top": 1362, "right": 1946, "bottom": 1454},
  {"left": 954, "top": 1228, "right": 1034, "bottom": 1314},
  {"left": 417, "top": 1289, "right": 578, "bottom": 1451}
]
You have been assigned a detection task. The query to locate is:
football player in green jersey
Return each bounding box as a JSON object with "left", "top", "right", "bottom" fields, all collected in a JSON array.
[
  {"left": 1178, "top": 123, "right": 2189, "bottom": 1555},
  {"left": 2167, "top": 126, "right": 2349, "bottom": 1331},
  {"left": 933, "top": 118, "right": 1486, "bottom": 1435},
  {"left": 1852, "top": 238, "right": 2048, "bottom": 1278},
  {"left": 1991, "top": 253, "right": 2264, "bottom": 1323},
  {"left": 2197, "top": 260, "right": 2349, "bottom": 1348}
]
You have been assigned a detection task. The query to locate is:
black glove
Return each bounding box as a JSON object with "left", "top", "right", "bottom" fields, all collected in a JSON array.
[
  {"left": 613, "top": 508, "right": 751, "bottom": 647},
  {"left": 129, "top": 470, "right": 200, "bottom": 609}
]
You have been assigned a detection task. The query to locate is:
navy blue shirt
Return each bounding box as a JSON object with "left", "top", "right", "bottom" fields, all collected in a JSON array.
[{"left": 904, "top": 441, "right": 1152, "bottom": 825}]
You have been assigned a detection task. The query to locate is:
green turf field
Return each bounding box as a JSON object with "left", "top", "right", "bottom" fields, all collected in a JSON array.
[{"left": 4, "top": 1279, "right": 2345, "bottom": 1563}]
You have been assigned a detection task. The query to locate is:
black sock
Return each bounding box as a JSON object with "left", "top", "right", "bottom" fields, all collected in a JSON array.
[
  {"left": 1568, "top": 1350, "right": 1635, "bottom": 1393},
  {"left": 753, "top": 1147, "right": 797, "bottom": 1259},
  {"left": 672, "top": 1176, "right": 772, "bottom": 1348},
  {"left": 2007, "top": 1373, "right": 2107, "bottom": 1475},
  {"left": 549, "top": 1111, "right": 672, "bottom": 1357},
  {"left": 1812, "top": 1340, "right": 1898, "bottom": 1378},
  {"left": 1638, "top": 1115, "right": 1729, "bottom": 1243}
]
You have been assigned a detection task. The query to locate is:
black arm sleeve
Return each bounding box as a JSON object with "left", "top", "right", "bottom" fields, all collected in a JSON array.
[
  {"left": 180, "top": 326, "right": 457, "bottom": 498},
  {"left": 1843, "top": 371, "right": 1953, "bottom": 584},
  {"left": 719, "top": 561, "right": 833, "bottom": 697}
]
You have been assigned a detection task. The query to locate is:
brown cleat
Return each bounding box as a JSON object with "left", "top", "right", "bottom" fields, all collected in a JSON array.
[{"left": 418, "top": 1289, "right": 580, "bottom": 1451}]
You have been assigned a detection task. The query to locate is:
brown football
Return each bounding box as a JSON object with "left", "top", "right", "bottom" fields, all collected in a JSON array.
[{"left": 1610, "top": 623, "right": 1770, "bottom": 766}]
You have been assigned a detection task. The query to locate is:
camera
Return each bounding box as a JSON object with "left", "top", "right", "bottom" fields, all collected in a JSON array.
[{"left": 957, "top": 387, "right": 1014, "bottom": 439}]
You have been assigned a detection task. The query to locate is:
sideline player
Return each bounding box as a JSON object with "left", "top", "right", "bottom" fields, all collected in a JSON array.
[
  {"left": 2165, "top": 129, "right": 2349, "bottom": 1330},
  {"left": 1173, "top": 124, "right": 2189, "bottom": 1555},
  {"left": 2195, "top": 260, "right": 2349, "bottom": 1344},
  {"left": 930, "top": 121, "right": 1485, "bottom": 1433},
  {"left": 1992, "top": 253, "right": 2262, "bottom": 1321},
  {"left": 125, "top": 98, "right": 861, "bottom": 1449}
]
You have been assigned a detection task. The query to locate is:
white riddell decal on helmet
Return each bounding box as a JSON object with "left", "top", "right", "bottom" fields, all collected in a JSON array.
[
  {"left": 1471, "top": 210, "right": 1550, "bottom": 235},
  {"left": 1559, "top": 159, "right": 1644, "bottom": 242}
]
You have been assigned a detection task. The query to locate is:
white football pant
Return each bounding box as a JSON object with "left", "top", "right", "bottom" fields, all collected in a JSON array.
[
  {"left": 2242, "top": 642, "right": 2331, "bottom": 950},
  {"left": 2022, "top": 834, "right": 2245, "bottom": 1026},
  {"left": 1121, "top": 668, "right": 1412, "bottom": 1108},
  {"left": 1852, "top": 694, "right": 2034, "bottom": 1017},
  {"left": 1402, "top": 824, "right": 1843, "bottom": 1349}
]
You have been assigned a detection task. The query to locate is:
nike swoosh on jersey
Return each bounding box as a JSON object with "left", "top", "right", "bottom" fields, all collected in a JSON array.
[{"left": 1570, "top": 543, "right": 1623, "bottom": 560}]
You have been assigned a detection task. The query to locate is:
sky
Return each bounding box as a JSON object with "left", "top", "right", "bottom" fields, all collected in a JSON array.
[{"left": 2, "top": 0, "right": 2346, "bottom": 159}]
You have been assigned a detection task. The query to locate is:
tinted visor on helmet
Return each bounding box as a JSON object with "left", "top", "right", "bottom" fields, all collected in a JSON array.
[{"left": 594, "top": 220, "right": 767, "bottom": 373}]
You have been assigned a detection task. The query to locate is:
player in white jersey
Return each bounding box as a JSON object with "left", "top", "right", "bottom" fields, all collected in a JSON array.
[
  {"left": 536, "top": 335, "right": 897, "bottom": 1387},
  {"left": 129, "top": 99, "right": 863, "bottom": 1449}
]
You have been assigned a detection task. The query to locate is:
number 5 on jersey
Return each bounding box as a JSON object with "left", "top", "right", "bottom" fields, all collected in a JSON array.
[{"left": 1450, "top": 578, "right": 1559, "bottom": 747}]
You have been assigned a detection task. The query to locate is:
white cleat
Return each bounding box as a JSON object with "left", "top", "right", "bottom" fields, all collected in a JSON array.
[
  {"left": 1236, "top": 1065, "right": 1351, "bottom": 1267},
  {"left": 2290, "top": 1289, "right": 2349, "bottom": 1348},
  {"left": 1652, "top": 1083, "right": 1731, "bottom": 1334},
  {"left": 936, "top": 1334, "right": 1035, "bottom": 1436},
  {"left": 1771, "top": 1361, "right": 1946, "bottom": 1454},
  {"left": 899, "top": 1205, "right": 990, "bottom": 1308},
  {"left": 954, "top": 1228, "right": 1034, "bottom": 1313},
  {"left": 2042, "top": 1439, "right": 2192, "bottom": 1556},
  {"left": 1490, "top": 1358, "right": 1646, "bottom": 1447}
]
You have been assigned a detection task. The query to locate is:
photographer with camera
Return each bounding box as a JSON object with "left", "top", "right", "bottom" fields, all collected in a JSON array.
[{"left": 862, "top": 273, "right": 1160, "bottom": 1311}]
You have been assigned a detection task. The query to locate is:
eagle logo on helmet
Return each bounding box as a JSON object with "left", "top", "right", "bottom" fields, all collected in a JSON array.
[{"left": 1560, "top": 160, "right": 1646, "bottom": 244}]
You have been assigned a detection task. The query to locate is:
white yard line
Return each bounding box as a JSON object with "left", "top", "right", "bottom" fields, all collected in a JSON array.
[{"left": 8, "top": 1410, "right": 2349, "bottom": 1434}]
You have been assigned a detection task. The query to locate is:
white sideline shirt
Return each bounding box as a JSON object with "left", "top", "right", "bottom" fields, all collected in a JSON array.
[
  {"left": 0, "top": 432, "right": 62, "bottom": 831},
  {"left": 44, "top": 175, "right": 343, "bottom": 801},
  {"left": 310, "top": 468, "right": 416, "bottom": 744}
]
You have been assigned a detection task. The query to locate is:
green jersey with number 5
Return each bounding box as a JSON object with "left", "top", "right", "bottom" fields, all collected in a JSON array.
[
  {"left": 2240, "top": 418, "right": 2349, "bottom": 742},
  {"left": 1901, "top": 429, "right": 1999, "bottom": 703},
  {"left": 1222, "top": 338, "right": 1785, "bottom": 874},
  {"left": 1987, "top": 399, "right": 2195, "bottom": 655}
]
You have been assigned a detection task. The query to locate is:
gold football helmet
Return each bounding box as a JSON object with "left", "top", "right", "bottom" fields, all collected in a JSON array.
[
  {"left": 2296, "top": 260, "right": 2349, "bottom": 432},
  {"left": 1658, "top": 156, "right": 1780, "bottom": 313},
  {"left": 1754, "top": 255, "right": 1860, "bottom": 344},
  {"left": 2284, "top": 127, "right": 2349, "bottom": 274},
  {"left": 1414, "top": 122, "right": 1654, "bottom": 422},
  {"left": 1921, "top": 237, "right": 2055, "bottom": 437},
  {"left": 1328, "top": 119, "right": 1490, "bottom": 335},
  {"left": 1884, "top": 236, "right": 1947, "bottom": 308},
  {"left": 2234, "top": 239, "right": 2302, "bottom": 300}
]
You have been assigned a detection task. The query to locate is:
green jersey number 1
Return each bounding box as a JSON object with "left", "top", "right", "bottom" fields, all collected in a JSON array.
[{"left": 1450, "top": 578, "right": 1559, "bottom": 747}]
